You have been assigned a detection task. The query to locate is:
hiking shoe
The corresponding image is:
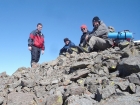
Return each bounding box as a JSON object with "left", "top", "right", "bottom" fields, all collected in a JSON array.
[
  {"left": 87, "top": 46, "right": 92, "bottom": 52},
  {"left": 71, "top": 47, "right": 78, "bottom": 53},
  {"left": 31, "top": 62, "right": 38, "bottom": 68},
  {"left": 82, "top": 46, "right": 91, "bottom": 53}
]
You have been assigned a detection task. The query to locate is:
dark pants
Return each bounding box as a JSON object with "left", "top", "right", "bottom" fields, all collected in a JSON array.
[{"left": 31, "top": 46, "right": 41, "bottom": 66}]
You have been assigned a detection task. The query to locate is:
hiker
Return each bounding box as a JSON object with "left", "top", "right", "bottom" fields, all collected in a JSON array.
[
  {"left": 85, "top": 16, "right": 113, "bottom": 52},
  {"left": 78, "top": 25, "right": 92, "bottom": 52},
  {"left": 59, "top": 38, "right": 76, "bottom": 55},
  {"left": 79, "top": 25, "right": 91, "bottom": 47},
  {"left": 28, "top": 23, "right": 45, "bottom": 68}
]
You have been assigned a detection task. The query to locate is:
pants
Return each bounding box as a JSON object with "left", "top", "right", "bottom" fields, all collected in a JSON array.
[
  {"left": 89, "top": 36, "right": 111, "bottom": 50},
  {"left": 31, "top": 46, "right": 41, "bottom": 66}
]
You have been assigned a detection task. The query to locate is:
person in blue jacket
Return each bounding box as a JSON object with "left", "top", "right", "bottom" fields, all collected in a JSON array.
[
  {"left": 79, "top": 24, "right": 91, "bottom": 47},
  {"left": 59, "top": 38, "right": 76, "bottom": 55}
]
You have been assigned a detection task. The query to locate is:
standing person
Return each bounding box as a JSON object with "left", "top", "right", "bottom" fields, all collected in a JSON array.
[
  {"left": 85, "top": 16, "right": 113, "bottom": 52},
  {"left": 28, "top": 23, "right": 45, "bottom": 68}
]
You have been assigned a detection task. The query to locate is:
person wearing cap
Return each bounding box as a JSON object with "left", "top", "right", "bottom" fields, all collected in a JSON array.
[
  {"left": 79, "top": 25, "right": 91, "bottom": 47},
  {"left": 85, "top": 16, "right": 113, "bottom": 52},
  {"left": 59, "top": 38, "right": 76, "bottom": 55}
]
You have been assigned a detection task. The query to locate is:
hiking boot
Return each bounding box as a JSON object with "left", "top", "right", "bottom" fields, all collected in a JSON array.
[
  {"left": 80, "top": 46, "right": 91, "bottom": 53},
  {"left": 87, "top": 46, "right": 92, "bottom": 52},
  {"left": 31, "top": 62, "right": 38, "bottom": 68},
  {"left": 67, "top": 48, "right": 73, "bottom": 54},
  {"left": 71, "top": 47, "right": 78, "bottom": 53}
]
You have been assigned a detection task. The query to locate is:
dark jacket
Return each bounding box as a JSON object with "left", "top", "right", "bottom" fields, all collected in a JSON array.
[
  {"left": 79, "top": 31, "right": 91, "bottom": 47},
  {"left": 28, "top": 29, "right": 45, "bottom": 50},
  {"left": 60, "top": 41, "right": 75, "bottom": 54},
  {"left": 89, "top": 21, "right": 113, "bottom": 45}
]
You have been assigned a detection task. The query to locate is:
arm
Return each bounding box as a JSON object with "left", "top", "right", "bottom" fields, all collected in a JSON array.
[
  {"left": 79, "top": 36, "right": 83, "bottom": 46},
  {"left": 94, "top": 28, "right": 108, "bottom": 37},
  {"left": 28, "top": 31, "right": 35, "bottom": 47},
  {"left": 41, "top": 35, "right": 45, "bottom": 50},
  {"left": 59, "top": 46, "right": 67, "bottom": 54},
  {"left": 69, "top": 42, "right": 75, "bottom": 47},
  {"left": 92, "top": 23, "right": 108, "bottom": 37}
]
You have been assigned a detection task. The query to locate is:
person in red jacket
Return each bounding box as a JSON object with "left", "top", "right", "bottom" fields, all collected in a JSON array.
[{"left": 28, "top": 23, "right": 45, "bottom": 68}]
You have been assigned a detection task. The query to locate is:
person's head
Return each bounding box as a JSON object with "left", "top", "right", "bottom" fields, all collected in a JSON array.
[
  {"left": 37, "top": 23, "right": 43, "bottom": 31},
  {"left": 64, "top": 38, "right": 70, "bottom": 45},
  {"left": 92, "top": 16, "right": 100, "bottom": 28},
  {"left": 81, "top": 25, "right": 88, "bottom": 33}
]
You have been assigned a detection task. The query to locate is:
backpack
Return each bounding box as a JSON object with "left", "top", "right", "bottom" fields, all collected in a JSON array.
[{"left": 108, "top": 26, "right": 133, "bottom": 48}]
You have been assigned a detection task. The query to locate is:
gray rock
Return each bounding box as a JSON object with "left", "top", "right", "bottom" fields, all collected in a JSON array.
[
  {"left": 110, "top": 71, "right": 119, "bottom": 77},
  {"left": 77, "top": 79, "right": 85, "bottom": 86},
  {"left": 45, "top": 91, "right": 63, "bottom": 105},
  {"left": 7, "top": 92, "right": 39, "bottom": 105},
  {"left": 70, "top": 61, "right": 90, "bottom": 69},
  {"left": 103, "top": 66, "right": 109, "bottom": 75},
  {"left": 98, "top": 70, "right": 106, "bottom": 77},
  {"left": 8, "top": 88, "right": 14, "bottom": 93},
  {"left": 94, "top": 54, "right": 102, "bottom": 63},
  {"left": 121, "top": 46, "right": 139, "bottom": 57},
  {"left": 64, "top": 95, "right": 95, "bottom": 105},
  {"left": 0, "top": 96, "right": 4, "bottom": 104},
  {"left": 23, "top": 87, "right": 30, "bottom": 92},
  {"left": 129, "top": 83, "right": 136, "bottom": 93},
  {"left": 88, "top": 84, "right": 98, "bottom": 94},
  {"left": 103, "top": 59, "right": 118, "bottom": 69},
  {"left": 56, "top": 86, "right": 65, "bottom": 95},
  {"left": 21, "top": 79, "right": 35, "bottom": 88},
  {"left": 48, "top": 59, "right": 59, "bottom": 67},
  {"left": 15, "top": 86, "right": 22, "bottom": 92},
  {"left": 0, "top": 72, "right": 8, "bottom": 78},
  {"left": 136, "top": 85, "right": 140, "bottom": 94},
  {"left": 65, "top": 85, "right": 85, "bottom": 96},
  {"left": 8, "top": 80, "right": 21, "bottom": 89},
  {"left": 90, "top": 52, "right": 98, "bottom": 59},
  {"left": 84, "top": 77, "right": 98, "bottom": 86},
  {"left": 118, "top": 56, "right": 140, "bottom": 76},
  {"left": 118, "top": 40, "right": 130, "bottom": 49},
  {"left": 34, "top": 86, "right": 46, "bottom": 98},
  {"left": 128, "top": 73, "right": 140, "bottom": 85},
  {"left": 70, "top": 70, "right": 89, "bottom": 81},
  {"left": 37, "top": 96, "right": 48, "bottom": 105},
  {"left": 39, "top": 80, "right": 50, "bottom": 86},
  {"left": 110, "top": 78, "right": 130, "bottom": 91},
  {"left": 63, "top": 79, "right": 71, "bottom": 86},
  {"left": 96, "top": 95, "right": 140, "bottom": 105},
  {"left": 95, "top": 86, "right": 116, "bottom": 101},
  {"left": 51, "top": 80, "right": 59, "bottom": 85}
]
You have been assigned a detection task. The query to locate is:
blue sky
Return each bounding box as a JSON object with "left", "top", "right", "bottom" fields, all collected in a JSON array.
[{"left": 0, "top": 0, "right": 140, "bottom": 75}]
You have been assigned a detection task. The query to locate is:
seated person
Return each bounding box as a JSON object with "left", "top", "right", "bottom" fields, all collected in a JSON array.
[
  {"left": 85, "top": 16, "right": 113, "bottom": 52},
  {"left": 59, "top": 38, "right": 76, "bottom": 55},
  {"left": 79, "top": 25, "right": 91, "bottom": 47}
]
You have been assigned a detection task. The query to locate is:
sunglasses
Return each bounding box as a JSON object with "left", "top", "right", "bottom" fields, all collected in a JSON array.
[{"left": 81, "top": 28, "right": 86, "bottom": 31}]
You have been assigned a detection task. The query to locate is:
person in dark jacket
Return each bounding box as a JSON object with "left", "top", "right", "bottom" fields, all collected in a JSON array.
[
  {"left": 85, "top": 16, "right": 113, "bottom": 52},
  {"left": 28, "top": 23, "right": 45, "bottom": 68},
  {"left": 79, "top": 25, "right": 91, "bottom": 47},
  {"left": 59, "top": 38, "right": 76, "bottom": 55}
]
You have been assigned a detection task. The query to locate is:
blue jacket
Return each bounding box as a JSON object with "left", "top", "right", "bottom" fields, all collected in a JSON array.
[
  {"left": 60, "top": 41, "right": 75, "bottom": 54},
  {"left": 79, "top": 30, "right": 91, "bottom": 46}
]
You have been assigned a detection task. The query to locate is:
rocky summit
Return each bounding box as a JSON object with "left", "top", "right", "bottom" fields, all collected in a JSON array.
[{"left": 1, "top": 41, "right": 140, "bottom": 105}]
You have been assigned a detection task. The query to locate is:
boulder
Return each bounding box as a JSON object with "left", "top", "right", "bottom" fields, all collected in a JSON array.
[
  {"left": 118, "top": 56, "right": 140, "bottom": 76},
  {"left": 7, "top": 92, "right": 38, "bottom": 105}
]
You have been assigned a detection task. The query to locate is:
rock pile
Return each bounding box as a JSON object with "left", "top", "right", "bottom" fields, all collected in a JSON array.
[{"left": 1, "top": 42, "right": 140, "bottom": 105}]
